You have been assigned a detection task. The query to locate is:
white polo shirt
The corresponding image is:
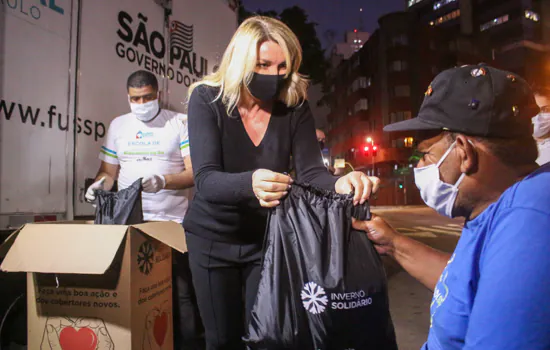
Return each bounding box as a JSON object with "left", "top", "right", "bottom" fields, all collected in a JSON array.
[{"left": 99, "top": 109, "right": 190, "bottom": 223}]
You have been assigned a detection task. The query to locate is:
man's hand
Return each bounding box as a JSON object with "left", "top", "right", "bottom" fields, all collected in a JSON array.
[
  {"left": 252, "top": 169, "right": 293, "bottom": 208},
  {"left": 142, "top": 174, "right": 166, "bottom": 193},
  {"left": 352, "top": 215, "right": 401, "bottom": 256},
  {"left": 353, "top": 214, "right": 452, "bottom": 291},
  {"left": 85, "top": 177, "right": 106, "bottom": 203}
]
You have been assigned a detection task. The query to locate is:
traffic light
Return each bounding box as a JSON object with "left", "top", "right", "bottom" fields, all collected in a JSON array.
[
  {"left": 397, "top": 181, "right": 404, "bottom": 190},
  {"left": 372, "top": 145, "right": 378, "bottom": 157},
  {"left": 363, "top": 145, "right": 370, "bottom": 156}
]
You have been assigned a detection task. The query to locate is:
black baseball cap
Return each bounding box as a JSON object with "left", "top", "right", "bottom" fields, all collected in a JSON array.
[{"left": 383, "top": 64, "right": 538, "bottom": 138}]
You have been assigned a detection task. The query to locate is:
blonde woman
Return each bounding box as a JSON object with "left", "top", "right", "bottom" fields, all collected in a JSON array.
[{"left": 183, "top": 16, "right": 380, "bottom": 349}]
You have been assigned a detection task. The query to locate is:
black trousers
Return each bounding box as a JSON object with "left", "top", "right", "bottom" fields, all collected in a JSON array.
[
  {"left": 186, "top": 232, "right": 263, "bottom": 350},
  {"left": 172, "top": 251, "right": 205, "bottom": 350}
]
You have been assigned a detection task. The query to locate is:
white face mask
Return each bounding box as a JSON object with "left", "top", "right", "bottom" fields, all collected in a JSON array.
[
  {"left": 532, "top": 112, "right": 550, "bottom": 139},
  {"left": 129, "top": 98, "right": 160, "bottom": 122},
  {"left": 414, "top": 141, "right": 466, "bottom": 218}
]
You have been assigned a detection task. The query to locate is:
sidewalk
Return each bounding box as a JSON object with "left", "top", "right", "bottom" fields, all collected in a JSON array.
[{"left": 388, "top": 271, "right": 432, "bottom": 350}]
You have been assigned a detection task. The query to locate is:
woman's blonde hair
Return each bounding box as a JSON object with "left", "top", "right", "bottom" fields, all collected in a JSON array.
[{"left": 188, "top": 15, "right": 309, "bottom": 115}]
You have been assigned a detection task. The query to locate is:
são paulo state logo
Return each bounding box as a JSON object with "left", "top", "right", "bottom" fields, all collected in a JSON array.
[
  {"left": 301, "top": 282, "right": 328, "bottom": 314},
  {"left": 137, "top": 240, "right": 155, "bottom": 275}
]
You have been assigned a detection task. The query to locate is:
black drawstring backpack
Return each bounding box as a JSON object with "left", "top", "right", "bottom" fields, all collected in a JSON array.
[
  {"left": 245, "top": 183, "right": 397, "bottom": 350},
  {"left": 94, "top": 178, "right": 144, "bottom": 225}
]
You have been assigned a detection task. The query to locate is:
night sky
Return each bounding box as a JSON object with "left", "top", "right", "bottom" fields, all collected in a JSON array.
[{"left": 242, "top": 0, "right": 406, "bottom": 48}]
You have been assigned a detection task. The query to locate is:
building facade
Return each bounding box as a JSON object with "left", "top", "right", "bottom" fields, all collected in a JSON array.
[
  {"left": 407, "top": 0, "right": 550, "bottom": 85},
  {"left": 324, "top": 11, "right": 485, "bottom": 206},
  {"left": 330, "top": 31, "right": 371, "bottom": 67},
  {"left": 325, "top": 0, "right": 549, "bottom": 206}
]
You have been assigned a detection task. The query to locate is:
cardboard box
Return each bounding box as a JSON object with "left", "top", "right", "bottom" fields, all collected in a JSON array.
[{"left": 0, "top": 221, "right": 187, "bottom": 350}]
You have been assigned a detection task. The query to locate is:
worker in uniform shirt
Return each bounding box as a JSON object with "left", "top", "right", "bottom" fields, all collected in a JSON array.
[{"left": 85, "top": 70, "right": 204, "bottom": 350}]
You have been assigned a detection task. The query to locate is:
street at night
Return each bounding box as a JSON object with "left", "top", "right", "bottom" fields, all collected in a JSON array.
[{"left": 375, "top": 206, "right": 462, "bottom": 262}]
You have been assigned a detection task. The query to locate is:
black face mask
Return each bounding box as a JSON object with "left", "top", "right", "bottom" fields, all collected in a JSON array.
[
  {"left": 319, "top": 141, "right": 325, "bottom": 150},
  {"left": 248, "top": 73, "right": 286, "bottom": 102}
]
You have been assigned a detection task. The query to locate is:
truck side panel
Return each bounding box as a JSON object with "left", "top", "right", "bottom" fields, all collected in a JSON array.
[
  {"left": 0, "top": 0, "right": 237, "bottom": 220},
  {"left": 0, "top": 0, "right": 72, "bottom": 215}
]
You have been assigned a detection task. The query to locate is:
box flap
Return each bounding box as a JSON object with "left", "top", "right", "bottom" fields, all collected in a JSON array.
[
  {"left": 38, "top": 220, "right": 94, "bottom": 225},
  {"left": 1, "top": 221, "right": 92, "bottom": 259},
  {"left": 0, "top": 224, "right": 128, "bottom": 274},
  {"left": 133, "top": 222, "right": 187, "bottom": 253}
]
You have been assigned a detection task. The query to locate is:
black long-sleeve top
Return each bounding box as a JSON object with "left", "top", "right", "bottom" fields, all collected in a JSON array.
[{"left": 183, "top": 85, "right": 338, "bottom": 243}]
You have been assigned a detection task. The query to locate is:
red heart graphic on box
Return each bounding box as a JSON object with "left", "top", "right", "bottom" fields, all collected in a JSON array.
[
  {"left": 153, "top": 312, "right": 168, "bottom": 346},
  {"left": 59, "top": 327, "right": 98, "bottom": 350}
]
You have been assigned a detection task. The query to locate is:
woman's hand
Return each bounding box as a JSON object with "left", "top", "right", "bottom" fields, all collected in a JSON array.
[
  {"left": 252, "top": 169, "right": 293, "bottom": 208},
  {"left": 335, "top": 171, "right": 380, "bottom": 205}
]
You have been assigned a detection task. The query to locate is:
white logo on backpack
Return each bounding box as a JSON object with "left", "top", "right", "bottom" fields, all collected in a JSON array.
[
  {"left": 301, "top": 282, "right": 328, "bottom": 314},
  {"left": 302, "top": 281, "right": 375, "bottom": 314}
]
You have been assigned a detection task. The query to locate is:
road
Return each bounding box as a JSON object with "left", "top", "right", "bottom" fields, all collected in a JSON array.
[
  {"left": 372, "top": 206, "right": 463, "bottom": 350},
  {"left": 374, "top": 206, "right": 462, "bottom": 254}
]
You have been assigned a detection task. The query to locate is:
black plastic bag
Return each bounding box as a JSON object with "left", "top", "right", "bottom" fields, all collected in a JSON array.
[
  {"left": 245, "top": 183, "right": 397, "bottom": 350},
  {"left": 94, "top": 178, "right": 144, "bottom": 225}
]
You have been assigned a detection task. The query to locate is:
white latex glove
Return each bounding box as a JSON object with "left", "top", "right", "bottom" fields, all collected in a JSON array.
[
  {"left": 85, "top": 177, "right": 106, "bottom": 203},
  {"left": 142, "top": 174, "right": 166, "bottom": 193}
]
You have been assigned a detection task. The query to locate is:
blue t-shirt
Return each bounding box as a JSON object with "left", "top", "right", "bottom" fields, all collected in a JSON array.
[{"left": 423, "top": 164, "right": 550, "bottom": 350}]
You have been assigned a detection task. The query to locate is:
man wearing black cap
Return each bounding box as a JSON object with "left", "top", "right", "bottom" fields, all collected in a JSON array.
[{"left": 353, "top": 64, "right": 550, "bottom": 349}]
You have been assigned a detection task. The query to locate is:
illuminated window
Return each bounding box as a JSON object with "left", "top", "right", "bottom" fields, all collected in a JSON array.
[
  {"left": 390, "top": 60, "right": 408, "bottom": 72},
  {"left": 434, "top": 9, "right": 461, "bottom": 25},
  {"left": 358, "top": 77, "right": 368, "bottom": 89},
  {"left": 433, "top": 0, "right": 456, "bottom": 11},
  {"left": 408, "top": 0, "right": 426, "bottom": 7},
  {"left": 394, "top": 86, "right": 411, "bottom": 97},
  {"left": 351, "top": 77, "right": 368, "bottom": 92},
  {"left": 404, "top": 137, "right": 414, "bottom": 148},
  {"left": 480, "top": 15, "right": 509, "bottom": 31},
  {"left": 525, "top": 10, "right": 540, "bottom": 22},
  {"left": 354, "top": 99, "right": 368, "bottom": 113},
  {"left": 392, "top": 34, "right": 408, "bottom": 46}
]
